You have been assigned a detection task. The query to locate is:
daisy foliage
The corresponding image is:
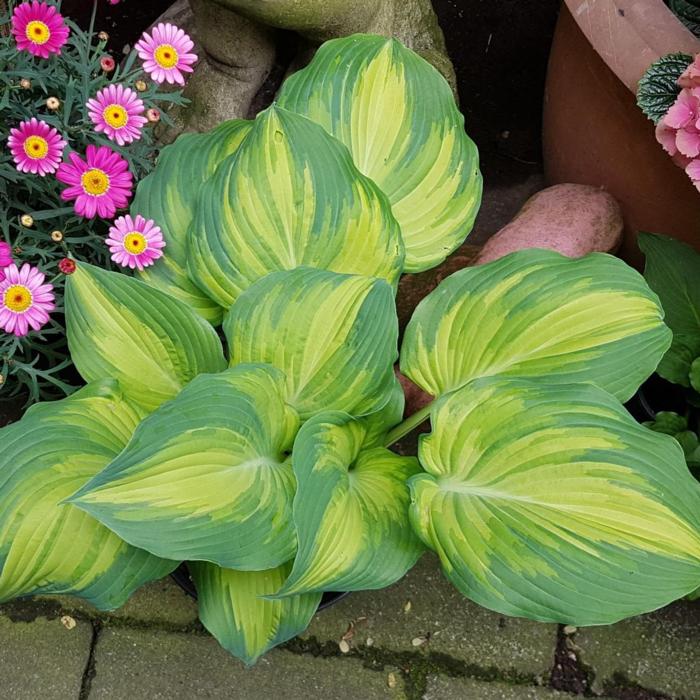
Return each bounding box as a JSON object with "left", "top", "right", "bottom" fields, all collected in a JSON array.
[{"left": 0, "top": 0, "right": 188, "bottom": 403}]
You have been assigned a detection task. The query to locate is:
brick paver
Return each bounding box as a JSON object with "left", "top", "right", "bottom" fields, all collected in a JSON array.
[
  {"left": 90, "top": 627, "right": 406, "bottom": 699},
  {"left": 0, "top": 614, "right": 92, "bottom": 700},
  {"left": 39, "top": 578, "right": 199, "bottom": 628},
  {"left": 574, "top": 599, "right": 700, "bottom": 699},
  {"left": 423, "top": 677, "right": 604, "bottom": 699},
  {"left": 302, "top": 553, "right": 558, "bottom": 679}
]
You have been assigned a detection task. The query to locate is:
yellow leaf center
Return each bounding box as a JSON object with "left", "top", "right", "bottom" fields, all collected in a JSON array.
[
  {"left": 81, "top": 168, "right": 110, "bottom": 196},
  {"left": 26, "top": 20, "right": 50, "bottom": 45},
  {"left": 23, "top": 135, "right": 49, "bottom": 160},
  {"left": 3, "top": 285, "right": 33, "bottom": 313},
  {"left": 123, "top": 232, "right": 147, "bottom": 254},
  {"left": 103, "top": 104, "right": 128, "bottom": 129},
  {"left": 154, "top": 44, "right": 179, "bottom": 68}
]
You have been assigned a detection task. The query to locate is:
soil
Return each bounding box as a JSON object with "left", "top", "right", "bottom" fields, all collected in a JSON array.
[
  {"left": 0, "top": 398, "right": 22, "bottom": 428},
  {"left": 432, "top": 0, "right": 560, "bottom": 184}
]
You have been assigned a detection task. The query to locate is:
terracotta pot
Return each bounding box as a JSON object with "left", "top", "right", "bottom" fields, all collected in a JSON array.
[{"left": 543, "top": 0, "right": 700, "bottom": 266}]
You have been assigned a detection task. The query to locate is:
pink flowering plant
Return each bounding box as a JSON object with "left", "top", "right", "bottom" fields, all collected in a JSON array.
[
  {"left": 0, "top": 0, "right": 189, "bottom": 403},
  {"left": 638, "top": 51, "right": 700, "bottom": 190}
]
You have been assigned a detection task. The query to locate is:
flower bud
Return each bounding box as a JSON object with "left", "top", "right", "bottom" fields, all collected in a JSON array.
[
  {"left": 98, "top": 31, "right": 110, "bottom": 42},
  {"left": 51, "top": 230, "right": 64, "bottom": 242},
  {"left": 19, "top": 78, "right": 32, "bottom": 90},
  {"left": 20, "top": 214, "right": 34, "bottom": 228},
  {"left": 58, "top": 258, "right": 76, "bottom": 275},
  {"left": 46, "top": 97, "right": 60, "bottom": 110},
  {"left": 146, "top": 108, "right": 160, "bottom": 123},
  {"left": 135, "top": 79, "right": 147, "bottom": 92},
  {"left": 100, "top": 56, "right": 116, "bottom": 73}
]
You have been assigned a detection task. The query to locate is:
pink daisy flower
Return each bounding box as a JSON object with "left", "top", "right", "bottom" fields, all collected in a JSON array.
[
  {"left": 87, "top": 84, "right": 147, "bottom": 146},
  {"left": 135, "top": 23, "right": 197, "bottom": 86},
  {"left": 0, "top": 263, "right": 54, "bottom": 337},
  {"left": 11, "top": 1, "right": 70, "bottom": 59},
  {"left": 0, "top": 243, "right": 12, "bottom": 284},
  {"left": 7, "top": 117, "right": 66, "bottom": 176},
  {"left": 56, "top": 145, "right": 133, "bottom": 219},
  {"left": 106, "top": 214, "right": 166, "bottom": 270},
  {"left": 0, "top": 243, "right": 13, "bottom": 269}
]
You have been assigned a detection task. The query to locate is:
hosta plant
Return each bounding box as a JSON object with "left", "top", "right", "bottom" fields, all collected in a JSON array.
[
  {"left": 2, "top": 35, "right": 700, "bottom": 666},
  {"left": 638, "top": 232, "right": 700, "bottom": 470}
]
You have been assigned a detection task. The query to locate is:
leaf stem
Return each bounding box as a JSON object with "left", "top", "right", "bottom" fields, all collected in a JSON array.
[{"left": 384, "top": 402, "right": 434, "bottom": 447}]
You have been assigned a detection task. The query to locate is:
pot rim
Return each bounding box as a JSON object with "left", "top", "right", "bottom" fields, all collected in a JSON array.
[{"left": 564, "top": 0, "right": 700, "bottom": 92}]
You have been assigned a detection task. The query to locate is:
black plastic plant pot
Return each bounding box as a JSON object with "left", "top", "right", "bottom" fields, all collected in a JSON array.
[
  {"left": 625, "top": 373, "right": 689, "bottom": 422},
  {"left": 170, "top": 563, "right": 349, "bottom": 612}
]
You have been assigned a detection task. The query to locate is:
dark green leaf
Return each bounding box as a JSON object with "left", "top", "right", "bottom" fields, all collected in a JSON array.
[
  {"left": 639, "top": 233, "right": 700, "bottom": 386},
  {"left": 637, "top": 53, "right": 692, "bottom": 123},
  {"left": 668, "top": 0, "right": 700, "bottom": 37}
]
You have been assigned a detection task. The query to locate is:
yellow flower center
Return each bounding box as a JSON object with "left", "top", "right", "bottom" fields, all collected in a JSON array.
[
  {"left": 23, "top": 135, "right": 49, "bottom": 160},
  {"left": 123, "top": 232, "right": 148, "bottom": 254},
  {"left": 81, "top": 168, "right": 110, "bottom": 196},
  {"left": 154, "top": 44, "right": 179, "bottom": 69},
  {"left": 26, "top": 20, "right": 50, "bottom": 45},
  {"left": 3, "top": 285, "right": 33, "bottom": 313},
  {"left": 103, "top": 104, "right": 129, "bottom": 129}
]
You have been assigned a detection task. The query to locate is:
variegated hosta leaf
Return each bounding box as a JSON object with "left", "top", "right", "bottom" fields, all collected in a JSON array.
[
  {"left": 66, "top": 262, "right": 226, "bottom": 412},
  {"left": 410, "top": 377, "right": 700, "bottom": 625},
  {"left": 132, "top": 120, "right": 252, "bottom": 323},
  {"left": 187, "top": 105, "right": 404, "bottom": 308},
  {"left": 225, "top": 267, "right": 398, "bottom": 420},
  {"left": 0, "top": 380, "right": 175, "bottom": 609},
  {"left": 69, "top": 365, "right": 300, "bottom": 571},
  {"left": 191, "top": 561, "right": 321, "bottom": 666},
  {"left": 274, "top": 411, "right": 423, "bottom": 597},
  {"left": 401, "top": 250, "right": 672, "bottom": 403},
  {"left": 277, "top": 34, "right": 482, "bottom": 272}
]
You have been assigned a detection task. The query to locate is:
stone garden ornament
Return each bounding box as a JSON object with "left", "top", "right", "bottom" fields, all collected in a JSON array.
[{"left": 161, "top": 0, "right": 455, "bottom": 135}]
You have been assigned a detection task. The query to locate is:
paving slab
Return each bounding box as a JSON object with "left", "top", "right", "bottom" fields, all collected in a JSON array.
[
  {"left": 35, "top": 577, "right": 199, "bottom": 628},
  {"left": 575, "top": 599, "right": 700, "bottom": 699},
  {"left": 423, "top": 676, "right": 594, "bottom": 699},
  {"left": 302, "top": 553, "right": 557, "bottom": 678},
  {"left": 90, "top": 627, "right": 406, "bottom": 700},
  {"left": 0, "top": 614, "right": 92, "bottom": 700}
]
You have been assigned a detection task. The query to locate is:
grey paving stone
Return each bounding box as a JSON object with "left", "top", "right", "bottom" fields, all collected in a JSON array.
[
  {"left": 303, "top": 554, "right": 557, "bottom": 678},
  {"left": 423, "top": 677, "right": 579, "bottom": 699},
  {"left": 90, "top": 627, "right": 406, "bottom": 699},
  {"left": 575, "top": 599, "right": 700, "bottom": 699},
  {"left": 38, "top": 576, "right": 198, "bottom": 628},
  {"left": 0, "top": 614, "right": 92, "bottom": 700},
  {"left": 107, "top": 577, "right": 198, "bottom": 627}
]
